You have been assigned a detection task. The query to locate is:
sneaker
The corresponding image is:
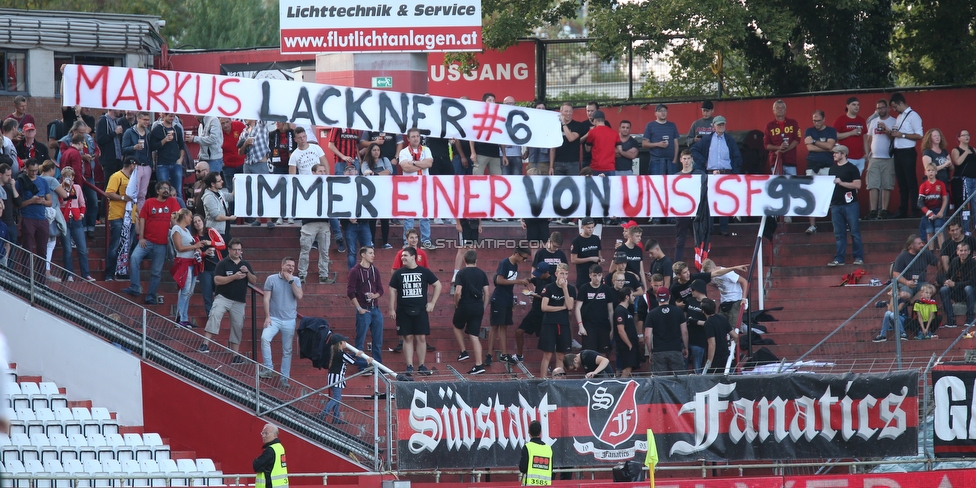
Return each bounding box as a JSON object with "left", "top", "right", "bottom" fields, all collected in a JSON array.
[
  {"left": 144, "top": 295, "right": 157, "bottom": 305},
  {"left": 458, "top": 350, "right": 470, "bottom": 361},
  {"left": 418, "top": 364, "right": 432, "bottom": 376},
  {"left": 852, "top": 259, "right": 864, "bottom": 265},
  {"left": 506, "top": 354, "right": 519, "bottom": 365},
  {"left": 432, "top": 218, "right": 444, "bottom": 225},
  {"left": 426, "top": 343, "right": 436, "bottom": 352},
  {"left": 121, "top": 287, "right": 140, "bottom": 297},
  {"left": 571, "top": 339, "right": 583, "bottom": 350},
  {"left": 499, "top": 354, "right": 511, "bottom": 363},
  {"left": 783, "top": 216, "right": 792, "bottom": 223},
  {"left": 901, "top": 334, "right": 908, "bottom": 340},
  {"left": 382, "top": 243, "right": 393, "bottom": 250},
  {"left": 827, "top": 260, "right": 843, "bottom": 267},
  {"left": 231, "top": 355, "right": 244, "bottom": 364},
  {"left": 280, "top": 379, "right": 290, "bottom": 388},
  {"left": 336, "top": 238, "right": 346, "bottom": 253},
  {"left": 878, "top": 210, "right": 890, "bottom": 220},
  {"left": 422, "top": 240, "right": 435, "bottom": 250},
  {"left": 66, "top": 276, "right": 75, "bottom": 282},
  {"left": 46, "top": 274, "right": 62, "bottom": 283},
  {"left": 287, "top": 218, "right": 295, "bottom": 225},
  {"left": 104, "top": 276, "right": 114, "bottom": 282},
  {"left": 944, "top": 322, "right": 958, "bottom": 328},
  {"left": 199, "top": 344, "right": 210, "bottom": 353},
  {"left": 276, "top": 218, "right": 284, "bottom": 225},
  {"left": 176, "top": 321, "right": 193, "bottom": 329},
  {"left": 319, "top": 275, "right": 336, "bottom": 284},
  {"left": 484, "top": 354, "right": 493, "bottom": 367},
  {"left": 393, "top": 341, "right": 403, "bottom": 353},
  {"left": 405, "top": 365, "right": 414, "bottom": 376},
  {"left": 250, "top": 220, "right": 262, "bottom": 227},
  {"left": 805, "top": 225, "right": 817, "bottom": 235},
  {"left": 866, "top": 210, "right": 878, "bottom": 220},
  {"left": 873, "top": 335, "right": 887, "bottom": 342},
  {"left": 468, "top": 365, "right": 486, "bottom": 375},
  {"left": 513, "top": 354, "right": 524, "bottom": 362},
  {"left": 258, "top": 369, "right": 275, "bottom": 379},
  {"left": 267, "top": 221, "right": 275, "bottom": 229}
]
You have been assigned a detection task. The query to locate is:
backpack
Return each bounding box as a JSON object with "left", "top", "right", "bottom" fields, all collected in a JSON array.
[{"left": 297, "top": 316, "right": 334, "bottom": 369}]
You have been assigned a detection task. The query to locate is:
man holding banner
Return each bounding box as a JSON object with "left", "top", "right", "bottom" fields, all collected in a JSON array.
[{"left": 398, "top": 128, "right": 434, "bottom": 249}]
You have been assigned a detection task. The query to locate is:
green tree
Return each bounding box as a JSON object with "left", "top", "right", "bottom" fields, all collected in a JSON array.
[{"left": 891, "top": 0, "right": 976, "bottom": 86}]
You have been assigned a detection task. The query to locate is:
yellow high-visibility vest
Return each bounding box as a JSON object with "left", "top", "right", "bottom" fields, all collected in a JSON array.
[
  {"left": 255, "top": 442, "right": 289, "bottom": 488},
  {"left": 523, "top": 441, "right": 553, "bottom": 486}
]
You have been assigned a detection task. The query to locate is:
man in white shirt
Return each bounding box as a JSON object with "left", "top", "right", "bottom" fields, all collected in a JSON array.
[
  {"left": 398, "top": 128, "right": 434, "bottom": 249},
  {"left": 865, "top": 99, "right": 898, "bottom": 220},
  {"left": 701, "top": 259, "right": 749, "bottom": 329},
  {"left": 288, "top": 127, "right": 326, "bottom": 175},
  {"left": 889, "top": 93, "right": 923, "bottom": 219}
]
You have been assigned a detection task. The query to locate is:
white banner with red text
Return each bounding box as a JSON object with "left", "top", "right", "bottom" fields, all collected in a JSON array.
[
  {"left": 232, "top": 174, "right": 835, "bottom": 219},
  {"left": 280, "top": 0, "right": 482, "bottom": 54},
  {"left": 60, "top": 64, "right": 557, "bottom": 147}
]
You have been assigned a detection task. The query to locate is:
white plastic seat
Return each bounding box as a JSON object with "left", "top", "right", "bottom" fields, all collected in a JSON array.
[
  {"left": 11, "top": 383, "right": 33, "bottom": 411},
  {"left": 89, "top": 408, "right": 119, "bottom": 436},
  {"left": 69, "top": 434, "right": 95, "bottom": 462},
  {"left": 5, "top": 383, "right": 20, "bottom": 409},
  {"left": 121, "top": 459, "right": 148, "bottom": 487},
  {"left": 194, "top": 459, "right": 221, "bottom": 486},
  {"left": 44, "top": 458, "right": 72, "bottom": 487},
  {"left": 38, "top": 383, "right": 68, "bottom": 410},
  {"left": 24, "top": 458, "right": 52, "bottom": 488},
  {"left": 4, "top": 458, "right": 28, "bottom": 487},
  {"left": 9, "top": 433, "right": 38, "bottom": 463},
  {"left": 140, "top": 434, "right": 169, "bottom": 461},
  {"left": 55, "top": 408, "right": 82, "bottom": 438},
  {"left": 175, "top": 459, "right": 203, "bottom": 487},
  {"left": 101, "top": 459, "right": 122, "bottom": 486},
  {"left": 1, "top": 433, "right": 23, "bottom": 464},
  {"left": 158, "top": 459, "right": 186, "bottom": 487},
  {"left": 80, "top": 459, "right": 106, "bottom": 488},
  {"left": 71, "top": 408, "right": 92, "bottom": 421},
  {"left": 139, "top": 460, "right": 165, "bottom": 487},
  {"left": 18, "top": 382, "right": 47, "bottom": 410},
  {"left": 104, "top": 433, "right": 131, "bottom": 462},
  {"left": 0, "top": 433, "right": 9, "bottom": 447}
]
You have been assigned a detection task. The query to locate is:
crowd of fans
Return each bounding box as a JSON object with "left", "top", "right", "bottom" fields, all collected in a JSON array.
[{"left": 2, "top": 89, "right": 971, "bottom": 382}]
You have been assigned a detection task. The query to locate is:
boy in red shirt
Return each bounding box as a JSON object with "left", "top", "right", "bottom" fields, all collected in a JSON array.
[
  {"left": 918, "top": 163, "right": 948, "bottom": 251},
  {"left": 583, "top": 110, "right": 621, "bottom": 175}
]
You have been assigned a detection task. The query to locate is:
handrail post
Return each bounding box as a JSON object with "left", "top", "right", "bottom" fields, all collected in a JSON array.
[
  {"left": 142, "top": 308, "right": 148, "bottom": 359},
  {"left": 29, "top": 252, "right": 35, "bottom": 304},
  {"left": 251, "top": 287, "right": 258, "bottom": 361},
  {"left": 255, "top": 356, "right": 261, "bottom": 415},
  {"left": 373, "top": 365, "right": 380, "bottom": 471}
]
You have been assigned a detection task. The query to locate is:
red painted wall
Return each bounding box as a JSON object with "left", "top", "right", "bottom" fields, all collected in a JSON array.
[
  {"left": 140, "top": 364, "right": 364, "bottom": 484},
  {"left": 165, "top": 48, "right": 313, "bottom": 75}
]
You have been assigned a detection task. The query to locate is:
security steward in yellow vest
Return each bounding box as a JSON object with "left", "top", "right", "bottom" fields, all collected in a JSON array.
[
  {"left": 254, "top": 423, "right": 289, "bottom": 488},
  {"left": 518, "top": 420, "right": 553, "bottom": 486}
]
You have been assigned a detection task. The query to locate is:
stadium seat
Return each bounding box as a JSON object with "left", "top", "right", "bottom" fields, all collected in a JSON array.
[
  {"left": 158, "top": 459, "right": 186, "bottom": 487},
  {"left": 12, "top": 433, "right": 38, "bottom": 463},
  {"left": 38, "top": 383, "right": 68, "bottom": 410},
  {"left": 11, "top": 383, "right": 34, "bottom": 411},
  {"left": 69, "top": 434, "right": 95, "bottom": 462},
  {"left": 87, "top": 434, "right": 114, "bottom": 462},
  {"left": 54, "top": 408, "right": 82, "bottom": 437},
  {"left": 121, "top": 459, "right": 147, "bottom": 487},
  {"left": 101, "top": 459, "right": 122, "bottom": 487},
  {"left": 79, "top": 458, "right": 106, "bottom": 488},
  {"left": 7, "top": 410, "right": 24, "bottom": 436},
  {"left": 5, "top": 382, "right": 20, "bottom": 409},
  {"left": 43, "top": 459, "right": 72, "bottom": 488},
  {"left": 139, "top": 460, "right": 166, "bottom": 487},
  {"left": 175, "top": 459, "right": 203, "bottom": 487},
  {"left": 2, "top": 433, "right": 27, "bottom": 464},
  {"left": 89, "top": 408, "right": 119, "bottom": 436},
  {"left": 4, "top": 458, "right": 28, "bottom": 487},
  {"left": 0, "top": 433, "right": 10, "bottom": 447},
  {"left": 140, "top": 434, "right": 169, "bottom": 461},
  {"left": 194, "top": 459, "right": 221, "bottom": 486},
  {"left": 105, "top": 434, "right": 133, "bottom": 462},
  {"left": 46, "top": 433, "right": 73, "bottom": 462},
  {"left": 23, "top": 458, "right": 52, "bottom": 488},
  {"left": 18, "top": 382, "right": 45, "bottom": 411}
]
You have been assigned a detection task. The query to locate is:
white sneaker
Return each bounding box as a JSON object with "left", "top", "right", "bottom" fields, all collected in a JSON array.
[
  {"left": 287, "top": 218, "right": 295, "bottom": 225},
  {"left": 276, "top": 218, "right": 284, "bottom": 225},
  {"left": 432, "top": 218, "right": 444, "bottom": 225},
  {"left": 784, "top": 216, "right": 792, "bottom": 223},
  {"left": 805, "top": 225, "right": 817, "bottom": 235}
]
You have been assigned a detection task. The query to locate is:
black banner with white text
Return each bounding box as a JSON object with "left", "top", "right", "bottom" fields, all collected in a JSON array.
[
  {"left": 394, "top": 371, "right": 918, "bottom": 469},
  {"left": 933, "top": 364, "right": 976, "bottom": 457}
]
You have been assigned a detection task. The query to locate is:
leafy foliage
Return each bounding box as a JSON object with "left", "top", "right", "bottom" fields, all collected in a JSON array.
[{"left": 891, "top": 0, "right": 976, "bottom": 86}]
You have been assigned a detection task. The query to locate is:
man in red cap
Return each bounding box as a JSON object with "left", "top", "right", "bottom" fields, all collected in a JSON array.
[
  {"left": 644, "top": 286, "right": 688, "bottom": 374},
  {"left": 15, "top": 122, "right": 48, "bottom": 163}
]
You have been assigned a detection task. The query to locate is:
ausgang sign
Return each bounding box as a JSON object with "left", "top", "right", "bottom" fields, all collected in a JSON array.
[{"left": 280, "top": 0, "right": 483, "bottom": 54}]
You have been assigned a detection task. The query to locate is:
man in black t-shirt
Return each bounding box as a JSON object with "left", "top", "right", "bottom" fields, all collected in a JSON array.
[
  {"left": 575, "top": 264, "right": 614, "bottom": 355},
  {"left": 645, "top": 287, "right": 688, "bottom": 374},
  {"left": 941, "top": 221, "right": 976, "bottom": 271},
  {"left": 827, "top": 145, "right": 864, "bottom": 267},
  {"left": 389, "top": 247, "right": 442, "bottom": 376},
  {"left": 470, "top": 93, "right": 503, "bottom": 175},
  {"left": 670, "top": 260, "right": 747, "bottom": 306},
  {"left": 615, "top": 226, "right": 646, "bottom": 290},
  {"left": 616, "top": 120, "right": 640, "bottom": 175},
  {"left": 540, "top": 263, "right": 577, "bottom": 378},
  {"left": 702, "top": 298, "right": 738, "bottom": 375},
  {"left": 487, "top": 247, "right": 531, "bottom": 366},
  {"left": 532, "top": 231, "right": 568, "bottom": 270},
  {"left": 614, "top": 287, "right": 642, "bottom": 377},
  {"left": 452, "top": 250, "right": 489, "bottom": 375},
  {"left": 564, "top": 350, "right": 611, "bottom": 378},
  {"left": 570, "top": 218, "right": 603, "bottom": 288},
  {"left": 552, "top": 102, "right": 585, "bottom": 176},
  {"left": 515, "top": 262, "right": 554, "bottom": 362},
  {"left": 201, "top": 238, "right": 258, "bottom": 357},
  {"left": 683, "top": 280, "right": 710, "bottom": 374},
  {"left": 645, "top": 239, "right": 673, "bottom": 289}
]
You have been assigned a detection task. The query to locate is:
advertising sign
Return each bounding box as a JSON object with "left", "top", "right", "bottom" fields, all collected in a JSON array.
[
  {"left": 428, "top": 41, "right": 535, "bottom": 101},
  {"left": 280, "top": 0, "right": 483, "bottom": 54}
]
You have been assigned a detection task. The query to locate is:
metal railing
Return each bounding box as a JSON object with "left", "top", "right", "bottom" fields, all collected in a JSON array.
[{"left": 0, "top": 237, "right": 386, "bottom": 470}]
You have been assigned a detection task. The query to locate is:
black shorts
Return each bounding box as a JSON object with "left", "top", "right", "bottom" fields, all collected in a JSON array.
[
  {"left": 538, "top": 322, "right": 571, "bottom": 353},
  {"left": 581, "top": 323, "right": 612, "bottom": 355},
  {"left": 490, "top": 303, "right": 514, "bottom": 326},
  {"left": 616, "top": 339, "right": 642, "bottom": 370},
  {"left": 518, "top": 310, "right": 544, "bottom": 335},
  {"left": 396, "top": 308, "right": 430, "bottom": 336},
  {"left": 525, "top": 219, "right": 550, "bottom": 243},
  {"left": 458, "top": 228, "right": 479, "bottom": 246},
  {"left": 452, "top": 303, "right": 484, "bottom": 336}
]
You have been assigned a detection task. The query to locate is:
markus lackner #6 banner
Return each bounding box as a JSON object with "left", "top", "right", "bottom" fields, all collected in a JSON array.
[
  {"left": 394, "top": 372, "right": 918, "bottom": 469},
  {"left": 233, "top": 174, "right": 835, "bottom": 219}
]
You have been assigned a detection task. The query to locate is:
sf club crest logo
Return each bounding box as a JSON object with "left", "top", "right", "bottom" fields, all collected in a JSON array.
[{"left": 573, "top": 380, "right": 647, "bottom": 461}]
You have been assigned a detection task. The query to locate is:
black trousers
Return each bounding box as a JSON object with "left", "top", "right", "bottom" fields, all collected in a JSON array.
[{"left": 893, "top": 147, "right": 919, "bottom": 216}]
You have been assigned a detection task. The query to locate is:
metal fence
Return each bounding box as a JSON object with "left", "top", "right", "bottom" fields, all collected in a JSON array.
[{"left": 540, "top": 38, "right": 702, "bottom": 106}]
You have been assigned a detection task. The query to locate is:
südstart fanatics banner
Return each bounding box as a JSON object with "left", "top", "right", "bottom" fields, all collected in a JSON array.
[
  {"left": 280, "top": 0, "right": 483, "bottom": 54},
  {"left": 394, "top": 371, "right": 918, "bottom": 470},
  {"left": 932, "top": 363, "right": 976, "bottom": 458},
  {"left": 60, "top": 64, "right": 557, "bottom": 148},
  {"left": 231, "top": 174, "right": 835, "bottom": 219}
]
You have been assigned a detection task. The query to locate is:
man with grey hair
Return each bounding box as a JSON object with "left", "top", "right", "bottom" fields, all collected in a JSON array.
[
  {"left": 260, "top": 256, "right": 303, "bottom": 388},
  {"left": 254, "top": 424, "right": 288, "bottom": 488}
]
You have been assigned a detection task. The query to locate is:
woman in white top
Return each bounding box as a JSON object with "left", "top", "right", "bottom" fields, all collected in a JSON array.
[{"left": 170, "top": 208, "right": 207, "bottom": 328}]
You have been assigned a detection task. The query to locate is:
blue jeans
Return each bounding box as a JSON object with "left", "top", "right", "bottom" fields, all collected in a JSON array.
[
  {"left": 177, "top": 269, "right": 196, "bottom": 322},
  {"left": 452, "top": 154, "right": 472, "bottom": 176},
  {"left": 205, "top": 158, "right": 224, "bottom": 176},
  {"left": 128, "top": 241, "right": 167, "bottom": 297},
  {"left": 941, "top": 284, "right": 975, "bottom": 322},
  {"left": 919, "top": 216, "right": 946, "bottom": 244},
  {"left": 964, "top": 177, "right": 976, "bottom": 234},
  {"left": 831, "top": 200, "right": 863, "bottom": 263},
  {"left": 403, "top": 218, "right": 431, "bottom": 243},
  {"left": 320, "top": 386, "right": 344, "bottom": 423},
  {"left": 63, "top": 219, "right": 91, "bottom": 277},
  {"left": 156, "top": 164, "right": 184, "bottom": 201},
  {"left": 330, "top": 219, "right": 343, "bottom": 243},
  {"left": 261, "top": 317, "right": 296, "bottom": 379},
  {"left": 344, "top": 223, "right": 373, "bottom": 269},
  {"left": 200, "top": 268, "right": 215, "bottom": 317},
  {"left": 354, "top": 307, "right": 384, "bottom": 368},
  {"left": 502, "top": 156, "right": 522, "bottom": 176},
  {"left": 689, "top": 345, "right": 705, "bottom": 374},
  {"left": 649, "top": 158, "right": 670, "bottom": 176},
  {"left": 880, "top": 311, "right": 906, "bottom": 336}
]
